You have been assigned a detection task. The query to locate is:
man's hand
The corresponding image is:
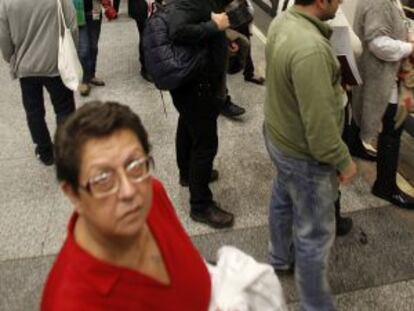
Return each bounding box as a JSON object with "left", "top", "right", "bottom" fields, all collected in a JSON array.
[
  {"left": 211, "top": 12, "right": 230, "bottom": 31},
  {"left": 338, "top": 160, "right": 357, "bottom": 185}
]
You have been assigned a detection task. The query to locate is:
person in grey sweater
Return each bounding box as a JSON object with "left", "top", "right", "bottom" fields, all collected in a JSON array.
[
  {"left": 352, "top": 0, "right": 414, "bottom": 209},
  {"left": 0, "top": 0, "right": 77, "bottom": 166}
]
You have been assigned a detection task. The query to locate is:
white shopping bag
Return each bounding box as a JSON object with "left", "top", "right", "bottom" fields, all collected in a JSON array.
[
  {"left": 207, "top": 246, "right": 287, "bottom": 311},
  {"left": 57, "top": 0, "right": 83, "bottom": 91}
]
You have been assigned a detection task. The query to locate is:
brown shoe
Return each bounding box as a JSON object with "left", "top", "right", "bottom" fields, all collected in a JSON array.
[
  {"left": 90, "top": 77, "right": 105, "bottom": 86},
  {"left": 190, "top": 202, "right": 234, "bottom": 229},
  {"left": 79, "top": 83, "right": 91, "bottom": 97}
]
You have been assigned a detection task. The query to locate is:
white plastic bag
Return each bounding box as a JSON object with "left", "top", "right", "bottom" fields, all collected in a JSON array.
[
  {"left": 207, "top": 246, "right": 287, "bottom": 311},
  {"left": 57, "top": 0, "right": 83, "bottom": 91}
]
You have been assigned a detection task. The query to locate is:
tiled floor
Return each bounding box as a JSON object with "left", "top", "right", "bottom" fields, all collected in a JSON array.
[{"left": 0, "top": 5, "right": 413, "bottom": 311}]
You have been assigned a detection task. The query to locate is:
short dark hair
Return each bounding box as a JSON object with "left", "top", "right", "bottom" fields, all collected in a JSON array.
[
  {"left": 54, "top": 101, "right": 151, "bottom": 193},
  {"left": 294, "top": 0, "right": 317, "bottom": 5}
]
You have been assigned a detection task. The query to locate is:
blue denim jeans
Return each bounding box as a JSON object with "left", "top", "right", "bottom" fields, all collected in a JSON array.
[
  {"left": 78, "top": 14, "right": 102, "bottom": 83},
  {"left": 263, "top": 126, "right": 337, "bottom": 311}
]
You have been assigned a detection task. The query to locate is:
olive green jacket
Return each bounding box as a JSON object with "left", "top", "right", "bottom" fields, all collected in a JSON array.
[{"left": 264, "top": 7, "right": 351, "bottom": 172}]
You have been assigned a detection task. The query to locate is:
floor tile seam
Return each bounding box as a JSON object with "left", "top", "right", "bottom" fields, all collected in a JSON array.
[
  {"left": 283, "top": 278, "right": 414, "bottom": 305},
  {"left": 39, "top": 192, "right": 59, "bottom": 256},
  {"left": 333, "top": 278, "right": 414, "bottom": 299},
  {"left": 341, "top": 203, "right": 396, "bottom": 214},
  {"left": 188, "top": 204, "right": 398, "bottom": 239},
  {"left": 0, "top": 253, "right": 56, "bottom": 265},
  {"left": 0, "top": 155, "right": 33, "bottom": 162},
  {"left": 189, "top": 223, "right": 268, "bottom": 239}
]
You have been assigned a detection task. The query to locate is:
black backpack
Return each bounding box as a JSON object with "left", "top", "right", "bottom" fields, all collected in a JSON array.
[{"left": 142, "top": 4, "right": 207, "bottom": 91}]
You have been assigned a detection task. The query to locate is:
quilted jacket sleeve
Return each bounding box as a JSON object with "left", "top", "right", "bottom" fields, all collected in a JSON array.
[{"left": 168, "top": 0, "right": 221, "bottom": 45}]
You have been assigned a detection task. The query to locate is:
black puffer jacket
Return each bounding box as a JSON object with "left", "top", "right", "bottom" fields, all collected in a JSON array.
[{"left": 168, "top": 0, "right": 229, "bottom": 78}]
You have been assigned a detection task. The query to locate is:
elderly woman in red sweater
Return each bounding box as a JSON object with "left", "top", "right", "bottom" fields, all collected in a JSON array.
[{"left": 41, "top": 101, "right": 211, "bottom": 310}]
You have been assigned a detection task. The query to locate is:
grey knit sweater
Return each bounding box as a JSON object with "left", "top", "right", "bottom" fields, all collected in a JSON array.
[
  {"left": 352, "top": 0, "right": 408, "bottom": 142},
  {"left": 0, "top": 0, "right": 77, "bottom": 79}
]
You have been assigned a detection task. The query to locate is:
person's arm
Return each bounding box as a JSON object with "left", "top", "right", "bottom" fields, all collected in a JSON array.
[
  {"left": 368, "top": 36, "right": 413, "bottom": 62},
  {"left": 0, "top": 2, "right": 14, "bottom": 63},
  {"left": 292, "top": 51, "right": 352, "bottom": 173},
  {"left": 362, "top": 0, "right": 412, "bottom": 62},
  {"left": 169, "top": 4, "right": 226, "bottom": 45},
  {"left": 61, "top": 0, "right": 79, "bottom": 47}
]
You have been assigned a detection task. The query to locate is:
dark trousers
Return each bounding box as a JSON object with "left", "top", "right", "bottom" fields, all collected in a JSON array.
[
  {"left": 170, "top": 80, "right": 220, "bottom": 210},
  {"left": 113, "top": 0, "right": 121, "bottom": 12},
  {"left": 234, "top": 23, "right": 254, "bottom": 79},
  {"left": 78, "top": 14, "right": 102, "bottom": 83},
  {"left": 19, "top": 76, "right": 75, "bottom": 152},
  {"left": 375, "top": 104, "right": 403, "bottom": 191},
  {"left": 134, "top": 19, "right": 147, "bottom": 72}
]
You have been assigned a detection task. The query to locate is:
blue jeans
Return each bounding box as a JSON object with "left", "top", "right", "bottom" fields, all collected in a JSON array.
[
  {"left": 19, "top": 76, "right": 75, "bottom": 152},
  {"left": 78, "top": 14, "right": 102, "bottom": 83},
  {"left": 263, "top": 126, "right": 337, "bottom": 311}
]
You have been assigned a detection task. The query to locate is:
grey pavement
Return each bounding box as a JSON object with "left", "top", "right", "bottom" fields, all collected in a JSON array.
[{"left": 1, "top": 5, "right": 414, "bottom": 311}]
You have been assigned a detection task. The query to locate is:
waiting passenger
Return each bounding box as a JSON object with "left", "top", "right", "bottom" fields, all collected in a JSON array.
[
  {"left": 168, "top": 0, "right": 235, "bottom": 228},
  {"left": 41, "top": 101, "right": 211, "bottom": 310},
  {"left": 0, "top": 0, "right": 77, "bottom": 166},
  {"left": 128, "top": 0, "right": 154, "bottom": 82},
  {"left": 231, "top": 0, "right": 265, "bottom": 85},
  {"left": 264, "top": 0, "right": 356, "bottom": 309},
  {"left": 352, "top": 0, "right": 414, "bottom": 209},
  {"left": 74, "top": 0, "right": 117, "bottom": 96}
]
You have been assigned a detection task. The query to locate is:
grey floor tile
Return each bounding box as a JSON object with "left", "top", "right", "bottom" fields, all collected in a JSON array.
[
  {"left": 340, "top": 174, "right": 391, "bottom": 213},
  {"left": 0, "top": 159, "right": 59, "bottom": 260},
  {"left": 336, "top": 280, "right": 414, "bottom": 311},
  {"left": 192, "top": 206, "right": 414, "bottom": 304},
  {"left": 0, "top": 198, "right": 52, "bottom": 261},
  {"left": 0, "top": 159, "right": 57, "bottom": 203},
  {"left": 41, "top": 191, "right": 72, "bottom": 256},
  {"left": 0, "top": 256, "right": 55, "bottom": 311}
]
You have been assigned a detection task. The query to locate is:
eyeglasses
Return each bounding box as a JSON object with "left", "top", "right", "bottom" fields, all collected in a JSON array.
[{"left": 80, "top": 156, "right": 153, "bottom": 198}]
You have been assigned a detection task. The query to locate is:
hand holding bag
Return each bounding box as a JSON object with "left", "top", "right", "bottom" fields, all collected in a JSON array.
[{"left": 57, "top": 0, "right": 83, "bottom": 91}]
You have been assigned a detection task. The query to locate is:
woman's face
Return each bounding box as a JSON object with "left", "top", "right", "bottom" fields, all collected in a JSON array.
[{"left": 64, "top": 129, "right": 153, "bottom": 239}]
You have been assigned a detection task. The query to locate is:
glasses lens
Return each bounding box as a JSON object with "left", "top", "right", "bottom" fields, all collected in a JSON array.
[
  {"left": 89, "top": 171, "right": 116, "bottom": 195},
  {"left": 127, "top": 158, "right": 150, "bottom": 180}
]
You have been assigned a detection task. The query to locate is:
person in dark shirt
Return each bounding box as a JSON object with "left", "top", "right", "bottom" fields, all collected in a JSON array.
[
  {"left": 128, "top": 0, "right": 153, "bottom": 81},
  {"left": 76, "top": 0, "right": 117, "bottom": 96},
  {"left": 168, "top": 0, "right": 235, "bottom": 228}
]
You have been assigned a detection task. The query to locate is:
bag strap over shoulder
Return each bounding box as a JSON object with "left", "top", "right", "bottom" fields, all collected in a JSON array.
[{"left": 57, "top": 0, "right": 68, "bottom": 37}]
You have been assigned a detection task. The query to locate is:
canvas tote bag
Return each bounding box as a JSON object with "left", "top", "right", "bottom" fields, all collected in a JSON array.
[{"left": 57, "top": 0, "right": 83, "bottom": 91}]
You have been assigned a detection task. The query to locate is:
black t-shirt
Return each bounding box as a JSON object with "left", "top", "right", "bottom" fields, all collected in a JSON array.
[{"left": 84, "top": 0, "right": 93, "bottom": 13}]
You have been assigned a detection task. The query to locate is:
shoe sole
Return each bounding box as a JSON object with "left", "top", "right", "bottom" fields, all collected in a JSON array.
[
  {"left": 90, "top": 81, "right": 105, "bottom": 86},
  {"left": 190, "top": 213, "right": 234, "bottom": 229},
  {"left": 220, "top": 112, "right": 245, "bottom": 118},
  {"left": 372, "top": 188, "right": 414, "bottom": 210},
  {"left": 245, "top": 79, "right": 265, "bottom": 85}
]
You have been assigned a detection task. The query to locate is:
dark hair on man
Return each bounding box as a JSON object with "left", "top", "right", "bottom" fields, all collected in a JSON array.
[
  {"left": 294, "top": 0, "right": 317, "bottom": 5},
  {"left": 54, "top": 101, "right": 151, "bottom": 192}
]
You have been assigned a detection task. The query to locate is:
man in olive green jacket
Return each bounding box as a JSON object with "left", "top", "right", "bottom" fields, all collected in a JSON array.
[{"left": 263, "top": 0, "right": 356, "bottom": 310}]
